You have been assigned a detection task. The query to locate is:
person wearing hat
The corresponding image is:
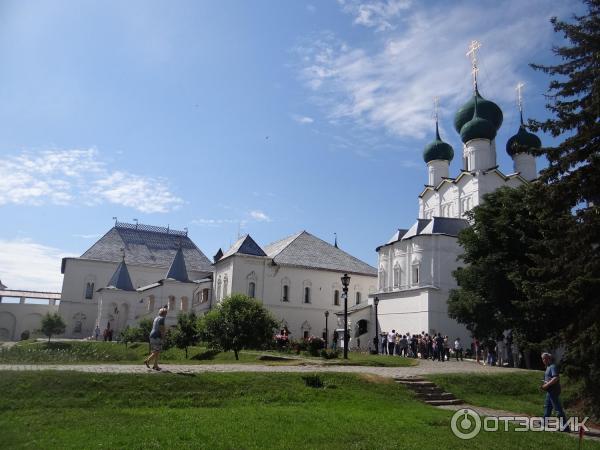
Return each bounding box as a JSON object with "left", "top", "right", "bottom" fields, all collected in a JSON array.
[{"left": 144, "top": 307, "right": 168, "bottom": 371}]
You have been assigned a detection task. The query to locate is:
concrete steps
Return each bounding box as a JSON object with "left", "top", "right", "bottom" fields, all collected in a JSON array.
[{"left": 394, "top": 376, "right": 464, "bottom": 407}]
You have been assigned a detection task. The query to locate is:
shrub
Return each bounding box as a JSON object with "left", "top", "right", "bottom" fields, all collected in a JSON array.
[
  {"left": 307, "top": 336, "right": 325, "bottom": 356},
  {"left": 320, "top": 349, "right": 339, "bottom": 359},
  {"left": 20, "top": 330, "right": 30, "bottom": 341}
]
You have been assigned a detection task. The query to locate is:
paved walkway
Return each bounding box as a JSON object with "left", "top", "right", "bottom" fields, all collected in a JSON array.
[{"left": 0, "top": 359, "right": 524, "bottom": 377}]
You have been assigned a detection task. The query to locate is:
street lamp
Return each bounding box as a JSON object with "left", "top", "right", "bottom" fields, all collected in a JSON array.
[
  {"left": 324, "top": 311, "right": 329, "bottom": 348},
  {"left": 341, "top": 273, "right": 351, "bottom": 359},
  {"left": 374, "top": 296, "right": 379, "bottom": 355}
]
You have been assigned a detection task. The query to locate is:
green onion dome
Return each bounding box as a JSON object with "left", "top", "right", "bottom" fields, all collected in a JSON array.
[
  {"left": 423, "top": 122, "right": 454, "bottom": 163},
  {"left": 454, "top": 88, "right": 503, "bottom": 134},
  {"left": 460, "top": 95, "right": 497, "bottom": 143},
  {"left": 506, "top": 113, "right": 542, "bottom": 156}
]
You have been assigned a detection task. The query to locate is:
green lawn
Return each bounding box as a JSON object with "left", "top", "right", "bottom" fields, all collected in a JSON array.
[
  {"left": 0, "top": 371, "right": 592, "bottom": 449},
  {"left": 427, "top": 372, "right": 582, "bottom": 417},
  {"left": 0, "top": 341, "right": 415, "bottom": 367}
]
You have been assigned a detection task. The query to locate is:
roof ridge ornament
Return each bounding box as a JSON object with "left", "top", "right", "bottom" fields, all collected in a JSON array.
[{"left": 466, "top": 40, "right": 481, "bottom": 92}]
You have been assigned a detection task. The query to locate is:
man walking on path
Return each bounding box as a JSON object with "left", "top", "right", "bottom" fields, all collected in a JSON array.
[
  {"left": 541, "top": 352, "right": 569, "bottom": 431},
  {"left": 144, "top": 307, "right": 167, "bottom": 371},
  {"left": 454, "top": 337, "right": 463, "bottom": 361}
]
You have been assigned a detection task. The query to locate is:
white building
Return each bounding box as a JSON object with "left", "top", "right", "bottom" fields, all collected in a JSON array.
[
  {"left": 58, "top": 223, "right": 377, "bottom": 347},
  {"left": 371, "top": 83, "right": 542, "bottom": 342}
]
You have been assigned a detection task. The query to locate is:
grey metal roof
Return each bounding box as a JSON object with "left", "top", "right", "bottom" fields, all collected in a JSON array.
[
  {"left": 165, "top": 247, "right": 189, "bottom": 282},
  {"left": 106, "top": 259, "right": 136, "bottom": 291},
  {"left": 220, "top": 235, "right": 267, "bottom": 260},
  {"left": 378, "top": 217, "right": 469, "bottom": 250},
  {"left": 264, "top": 231, "right": 377, "bottom": 276},
  {"left": 80, "top": 222, "right": 212, "bottom": 272}
]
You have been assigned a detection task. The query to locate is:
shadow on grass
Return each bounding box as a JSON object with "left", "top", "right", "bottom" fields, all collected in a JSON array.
[{"left": 190, "top": 349, "right": 221, "bottom": 360}]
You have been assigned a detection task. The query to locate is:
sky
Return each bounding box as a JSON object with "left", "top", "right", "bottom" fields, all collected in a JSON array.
[{"left": 0, "top": 0, "right": 581, "bottom": 291}]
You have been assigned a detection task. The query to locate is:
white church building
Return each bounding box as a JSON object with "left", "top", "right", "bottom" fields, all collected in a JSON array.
[{"left": 370, "top": 70, "right": 542, "bottom": 342}]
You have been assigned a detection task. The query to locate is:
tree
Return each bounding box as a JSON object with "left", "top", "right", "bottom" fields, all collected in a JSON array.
[
  {"left": 527, "top": 0, "right": 600, "bottom": 416},
  {"left": 198, "top": 294, "right": 278, "bottom": 360},
  {"left": 39, "top": 313, "right": 66, "bottom": 342},
  {"left": 173, "top": 312, "right": 199, "bottom": 359}
]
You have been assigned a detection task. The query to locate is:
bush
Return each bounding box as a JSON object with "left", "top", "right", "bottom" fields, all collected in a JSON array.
[
  {"left": 320, "top": 349, "right": 339, "bottom": 359},
  {"left": 307, "top": 336, "right": 325, "bottom": 356},
  {"left": 289, "top": 339, "right": 308, "bottom": 354},
  {"left": 20, "top": 330, "right": 30, "bottom": 341}
]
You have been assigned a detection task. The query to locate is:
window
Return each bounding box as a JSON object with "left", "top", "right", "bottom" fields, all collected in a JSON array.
[
  {"left": 223, "top": 276, "right": 228, "bottom": 299},
  {"left": 355, "top": 292, "right": 361, "bottom": 305},
  {"left": 216, "top": 277, "right": 222, "bottom": 301},
  {"left": 393, "top": 264, "right": 401, "bottom": 288},
  {"left": 148, "top": 295, "right": 155, "bottom": 312},
  {"left": 412, "top": 265, "right": 420, "bottom": 285},
  {"left": 357, "top": 319, "right": 368, "bottom": 336},
  {"left": 303, "top": 331, "right": 309, "bottom": 340},
  {"left": 378, "top": 268, "right": 386, "bottom": 290},
  {"left": 85, "top": 282, "right": 94, "bottom": 299},
  {"left": 181, "top": 296, "right": 189, "bottom": 312},
  {"left": 168, "top": 296, "right": 176, "bottom": 311},
  {"left": 304, "top": 287, "right": 311, "bottom": 304},
  {"left": 202, "top": 288, "right": 210, "bottom": 303},
  {"left": 333, "top": 290, "right": 340, "bottom": 306},
  {"left": 248, "top": 282, "right": 256, "bottom": 298},
  {"left": 282, "top": 285, "right": 289, "bottom": 302}
]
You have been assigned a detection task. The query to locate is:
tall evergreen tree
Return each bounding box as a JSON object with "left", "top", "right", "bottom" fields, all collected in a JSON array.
[{"left": 527, "top": 0, "right": 600, "bottom": 417}]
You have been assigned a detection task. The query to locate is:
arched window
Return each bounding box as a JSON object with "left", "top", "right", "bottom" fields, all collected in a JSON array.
[
  {"left": 304, "top": 287, "right": 311, "bottom": 304},
  {"left": 180, "top": 296, "right": 189, "bottom": 312},
  {"left": 248, "top": 282, "right": 256, "bottom": 298},
  {"left": 282, "top": 285, "right": 289, "bottom": 302},
  {"left": 393, "top": 264, "right": 401, "bottom": 288},
  {"left": 333, "top": 290, "right": 340, "bottom": 306},
  {"left": 85, "top": 282, "right": 94, "bottom": 300},
  {"left": 148, "top": 295, "right": 155, "bottom": 312},
  {"left": 355, "top": 292, "right": 361, "bottom": 305},
  {"left": 168, "top": 296, "right": 176, "bottom": 311},
  {"left": 412, "top": 264, "right": 420, "bottom": 285}
]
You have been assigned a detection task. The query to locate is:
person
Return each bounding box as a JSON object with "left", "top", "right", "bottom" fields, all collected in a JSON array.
[
  {"left": 454, "top": 337, "right": 463, "bottom": 361},
  {"left": 332, "top": 331, "right": 338, "bottom": 351},
  {"left": 541, "top": 352, "right": 569, "bottom": 431},
  {"left": 497, "top": 335, "right": 505, "bottom": 367},
  {"left": 387, "top": 330, "right": 396, "bottom": 356},
  {"left": 144, "top": 307, "right": 168, "bottom": 371},
  {"left": 435, "top": 333, "right": 445, "bottom": 362},
  {"left": 474, "top": 338, "right": 481, "bottom": 364},
  {"left": 94, "top": 325, "right": 100, "bottom": 341},
  {"left": 443, "top": 335, "right": 450, "bottom": 361}
]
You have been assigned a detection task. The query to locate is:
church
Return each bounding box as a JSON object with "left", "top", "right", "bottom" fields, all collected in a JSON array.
[{"left": 369, "top": 43, "right": 542, "bottom": 343}]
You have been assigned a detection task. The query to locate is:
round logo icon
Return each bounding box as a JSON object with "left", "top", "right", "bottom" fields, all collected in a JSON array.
[{"left": 451, "top": 408, "right": 482, "bottom": 440}]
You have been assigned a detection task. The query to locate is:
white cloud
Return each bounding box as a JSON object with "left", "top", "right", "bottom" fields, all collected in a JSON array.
[
  {"left": 292, "top": 114, "right": 314, "bottom": 124},
  {"left": 338, "top": 0, "right": 412, "bottom": 31},
  {"left": 0, "top": 149, "right": 183, "bottom": 213},
  {"left": 0, "top": 239, "right": 75, "bottom": 291},
  {"left": 249, "top": 210, "right": 271, "bottom": 222},
  {"left": 297, "top": 0, "right": 569, "bottom": 141},
  {"left": 191, "top": 218, "right": 241, "bottom": 227},
  {"left": 73, "top": 233, "right": 103, "bottom": 239}
]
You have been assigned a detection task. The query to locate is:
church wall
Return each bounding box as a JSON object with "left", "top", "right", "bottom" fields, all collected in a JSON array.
[
  {"left": 0, "top": 304, "right": 58, "bottom": 341},
  {"left": 376, "top": 289, "right": 430, "bottom": 335}
]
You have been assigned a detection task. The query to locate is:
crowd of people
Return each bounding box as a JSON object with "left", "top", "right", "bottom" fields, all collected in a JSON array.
[{"left": 377, "top": 330, "right": 520, "bottom": 366}]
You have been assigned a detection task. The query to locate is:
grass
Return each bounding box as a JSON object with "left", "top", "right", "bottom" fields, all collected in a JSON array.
[
  {"left": 427, "top": 372, "right": 582, "bottom": 417},
  {"left": 0, "top": 341, "right": 416, "bottom": 367},
  {"left": 0, "top": 371, "right": 593, "bottom": 450}
]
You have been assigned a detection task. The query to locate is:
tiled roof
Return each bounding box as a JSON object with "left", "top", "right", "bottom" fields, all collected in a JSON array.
[
  {"left": 378, "top": 217, "right": 469, "bottom": 250},
  {"left": 220, "top": 235, "right": 267, "bottom": 260},
  {"left": 264, "top": 231, "right": 377, "bottom": 276},
  {"left": 80, "top": 222, "right": 212, "bottom": 273},
  {"left": 106, "top": 259, "right": 135, "bottom": 291}
]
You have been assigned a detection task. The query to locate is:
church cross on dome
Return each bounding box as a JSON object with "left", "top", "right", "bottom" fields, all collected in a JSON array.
[
  {"left": 433, "top": 96, "right": 440, "bottom": 122},
  {"left": 466, "top": 40, "right": 482, "bottom": 91}
]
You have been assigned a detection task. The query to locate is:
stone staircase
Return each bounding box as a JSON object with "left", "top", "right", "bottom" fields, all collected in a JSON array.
[{"left": 394, "top": 376, "right": 463, "bottom": 406}]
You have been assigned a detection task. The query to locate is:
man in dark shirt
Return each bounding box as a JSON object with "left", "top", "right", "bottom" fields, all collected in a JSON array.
[
  {"left": 541, "top": 352, "right": 569, "bottom": 431},
  {"left": 144, "top": 307, "right": 167, "bottom": 371}
]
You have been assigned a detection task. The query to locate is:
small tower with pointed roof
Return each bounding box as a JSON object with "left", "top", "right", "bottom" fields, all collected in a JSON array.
[
  {"left": 506, "top": 83, "right": 540, "bottom": 181},
  {"left": 165, "top": 245, "right": 189, "bottom": 282},
  {"left": 106, "top": 253, "right": 135, "bottom": 291},
  {"left": 423, "top": 97, "right": 454, "bottom": 186}
]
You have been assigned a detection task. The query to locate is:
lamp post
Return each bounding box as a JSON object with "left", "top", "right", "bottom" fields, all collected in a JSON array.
[
  {"left": 324, "top": 310, "right": 329, "bottom": 348},
  {"left": 374, "top": 296, "right": 379, "bottom": 355},
  {"left": 341, "top": 273, "right": 351, "bottom": 359}
]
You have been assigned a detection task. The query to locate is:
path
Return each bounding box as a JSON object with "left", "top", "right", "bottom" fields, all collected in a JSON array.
[{"left": 0, "top": 359, "right": 523, "bottom": 377}]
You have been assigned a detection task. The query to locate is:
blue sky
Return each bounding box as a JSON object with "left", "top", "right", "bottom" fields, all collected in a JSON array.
[{"left": 0, "top": 0, "right": 579, "bottom": 291}]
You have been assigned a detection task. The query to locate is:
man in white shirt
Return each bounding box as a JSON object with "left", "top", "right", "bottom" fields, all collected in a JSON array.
[
  {"left": 454, "top": 337, "right": 463, "bottom": 361},
  {"left": 387, "top": 330, "right": 396, "bottom": 356}
]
